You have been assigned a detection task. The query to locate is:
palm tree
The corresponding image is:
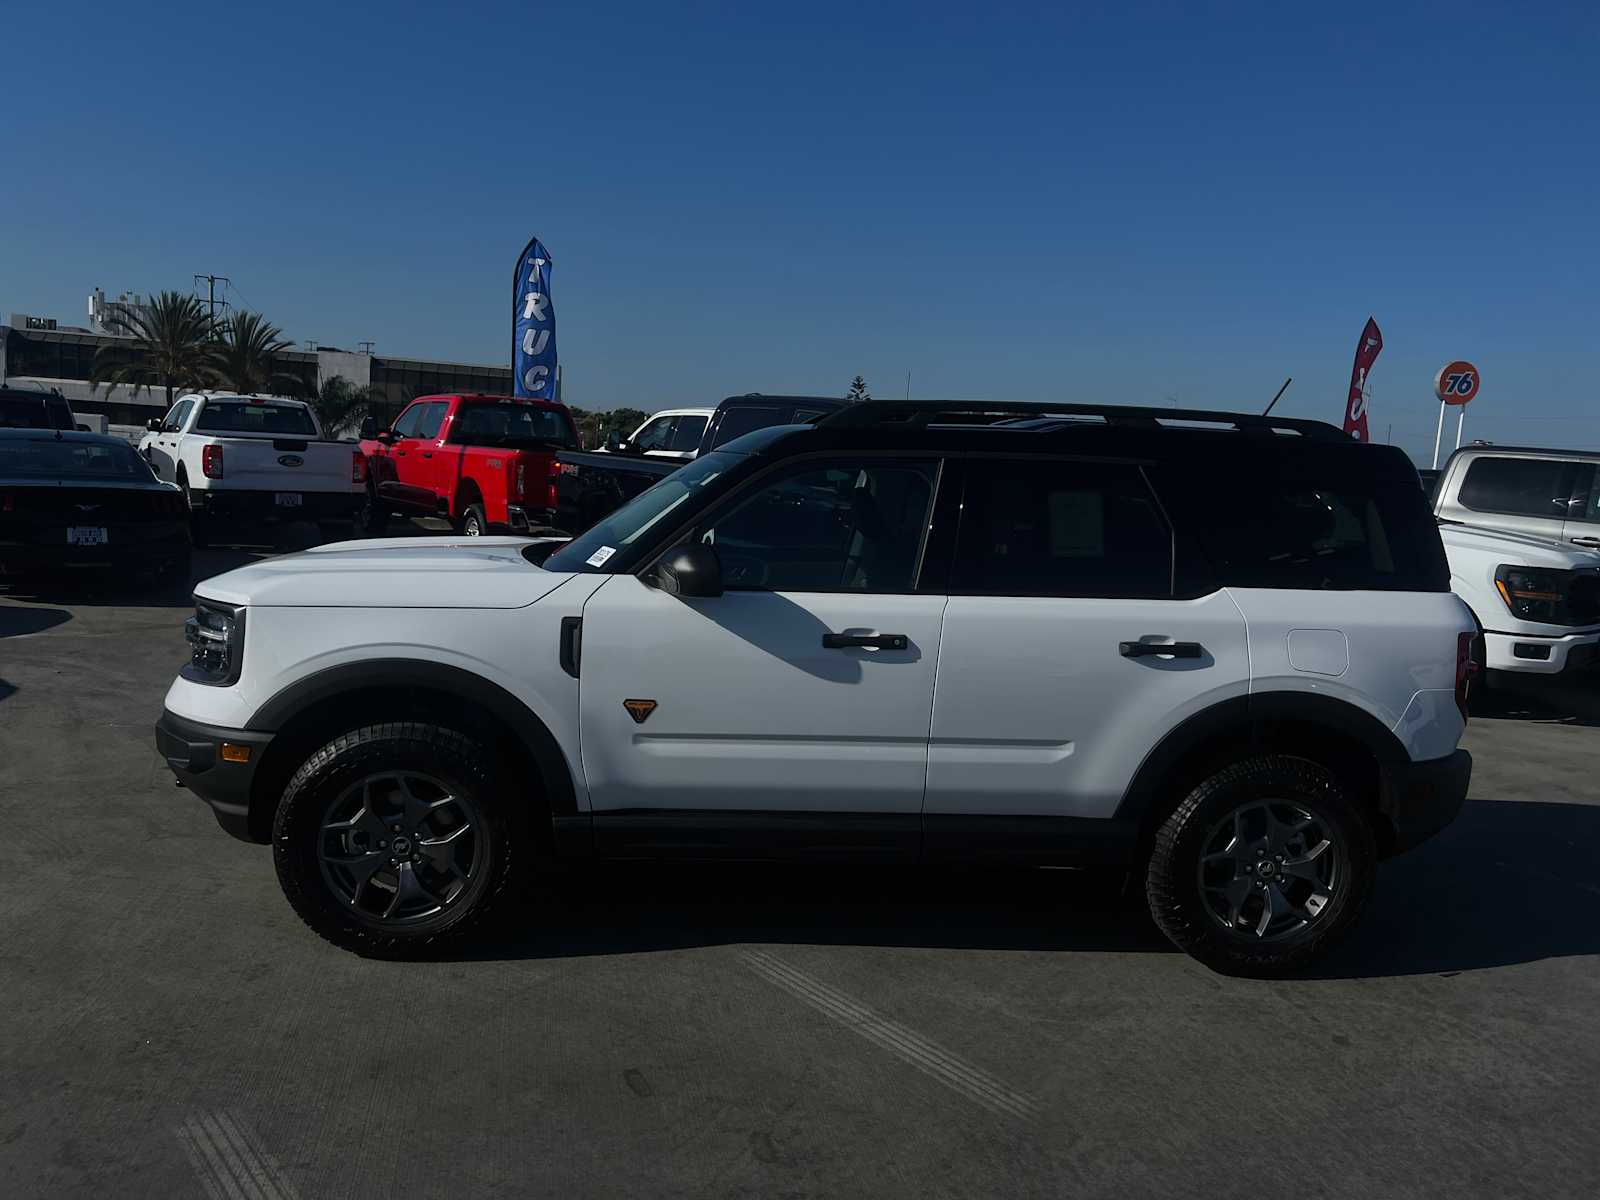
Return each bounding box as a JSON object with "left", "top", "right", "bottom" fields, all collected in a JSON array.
[
  {"left": 306, "top": 375, "right": 377, "bottom": 437},
  {"left": 89, "top": 290, "right": 220, "bottom": 409},
  {"left": 213, "top": 310, "right": 300, "bottom": 395}
]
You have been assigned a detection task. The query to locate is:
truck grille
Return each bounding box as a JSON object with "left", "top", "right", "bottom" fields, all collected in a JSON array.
[{"left": 1568, "top": 572, "right": 1600, "bottom": 627}]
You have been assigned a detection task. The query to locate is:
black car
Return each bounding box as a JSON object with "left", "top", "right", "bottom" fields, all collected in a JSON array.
[
  {"left": 0, "top": 387, "right": 76, "bottom": 431},
  {"left": 0, "top": 429, "right": 191, "bottom": 584}
]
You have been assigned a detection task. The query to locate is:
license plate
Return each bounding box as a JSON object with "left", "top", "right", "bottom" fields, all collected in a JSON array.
[
  {"left": 274, "top": 493, "right": 303, "bottom": 508},
  {"left": 67, "top": 527, "right": 109, "bottom": 546}
]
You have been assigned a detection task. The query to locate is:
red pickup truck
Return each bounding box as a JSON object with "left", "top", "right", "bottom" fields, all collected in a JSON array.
[{"left": 358, "top": 394, "right": 579, "bottom": 535}]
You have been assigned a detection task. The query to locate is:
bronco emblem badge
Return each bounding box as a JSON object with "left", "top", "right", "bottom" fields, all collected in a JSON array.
[{"left": 623, "top": 699, "right": 657, "bottom": 724}]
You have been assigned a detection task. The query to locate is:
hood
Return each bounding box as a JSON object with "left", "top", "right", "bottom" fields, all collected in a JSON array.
[
  {"left": 1438, "top": 522, "right": 1600, "bottom": 569},
  {"left": 196, "top": 536, "right": 575, "bottom": 609}
]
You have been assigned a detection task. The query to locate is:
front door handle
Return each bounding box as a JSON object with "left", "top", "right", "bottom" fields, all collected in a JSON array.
[
  {"left": 822, "top": 632, "right": 909, "bottom": 650},
  {"left": 1570, "top": 536, "right": 1600, "bottom": 547},
  {"left": 421, "top": 451, "right": 433, "bottom": 458},
  {"left": 1120, "top": 640, "right": 1205, "bottom": 659}
]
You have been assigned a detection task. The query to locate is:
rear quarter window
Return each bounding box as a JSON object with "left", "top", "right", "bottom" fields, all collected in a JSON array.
[{"left": 1155, "top": 461, "right": 1449, "bottom": 592}]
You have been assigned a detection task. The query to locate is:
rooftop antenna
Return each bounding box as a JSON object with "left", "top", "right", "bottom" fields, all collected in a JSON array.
[{"left": 1262, "top": 376, "right": 1293, "bottom": 416}]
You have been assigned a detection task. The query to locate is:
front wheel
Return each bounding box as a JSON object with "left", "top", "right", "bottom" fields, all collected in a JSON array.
[
  {"left": 272, "top": 723, "right": 520, "bottom": 956},
  {"left": 1145, "top": 755, "right": 1376, "bottom": 976}
]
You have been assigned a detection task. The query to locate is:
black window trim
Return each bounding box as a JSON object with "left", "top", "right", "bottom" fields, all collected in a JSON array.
[
  {"left": 635, "top": 449, "right": 950, "bottom": 596},
  {"left": 944, "top": 454, "right": 1181, "bottom": 601}
]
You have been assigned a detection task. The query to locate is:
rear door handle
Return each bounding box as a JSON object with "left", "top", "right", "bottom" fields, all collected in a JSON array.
[
  {"left": 1571, "top": 536, "right": 1600, "bottom": 547},
  {"left": 822, "top": 632, "right": 909, "bottom": 650},
  {"left": 421, "top": 451, "right": 433, "bottom": 458},
  {"left": 1120, "top": 640, "right": 1204, "bottom": 659}
]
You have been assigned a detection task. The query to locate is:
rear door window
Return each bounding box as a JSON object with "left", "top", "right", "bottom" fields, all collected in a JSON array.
[
  {"left": 952, "top": 459, "right": 1173, "bottom": 597},
  {"left": 1458, "top": 456, "right": 1570, "bottom": 518}
]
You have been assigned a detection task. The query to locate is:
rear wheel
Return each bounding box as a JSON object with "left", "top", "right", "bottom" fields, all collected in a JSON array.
[
  {"left": 272, "top": 723, "right": 521, "bottom": 956},
  {"left": 1145, "top": 755, "right": 1375, "bottom": 976},
  {"left": 459, "top": 503, "right": 487, "bottom": 537}
]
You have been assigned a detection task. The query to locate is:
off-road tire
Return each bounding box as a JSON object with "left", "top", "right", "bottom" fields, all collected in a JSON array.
[
  {"left": 273, "top": 722, "right": 519, "bottom": 957},
  {"left": 1145, "top": 754, "right": 1376, "bottom": 977}
]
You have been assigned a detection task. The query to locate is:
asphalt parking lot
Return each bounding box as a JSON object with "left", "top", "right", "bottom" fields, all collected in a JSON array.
[{"left": 4, "top": 548, "right": 1600, "bottom": 1199}]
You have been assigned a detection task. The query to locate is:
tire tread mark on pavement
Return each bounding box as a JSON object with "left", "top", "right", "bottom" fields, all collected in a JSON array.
[
  {"left": 176, "top": 1111, "right": 299, "bottom": 1200},
  {"left": 740, "top": 949, "right": 1038, "bottom": 1119}
]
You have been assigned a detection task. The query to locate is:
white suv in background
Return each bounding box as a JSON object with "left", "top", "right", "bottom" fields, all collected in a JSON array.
[{"left": 155, "top": 402, "right": 1476, "bottom": 976}]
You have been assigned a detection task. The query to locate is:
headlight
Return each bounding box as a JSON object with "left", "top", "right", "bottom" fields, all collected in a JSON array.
[
  {"left": 1495, "top": 565, "right": 1568, "bottom": 625},
  {"left": 182, "top": 598, "right": 245, "bottom": 685}
]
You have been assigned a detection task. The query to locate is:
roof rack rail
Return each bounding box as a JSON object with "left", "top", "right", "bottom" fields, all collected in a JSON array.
[{"left": 819, "top": 400, "right": 1348, "bottom": 441}]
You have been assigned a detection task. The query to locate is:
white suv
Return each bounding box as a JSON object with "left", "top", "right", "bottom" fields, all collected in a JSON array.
[{"left": 156, "top": 402, "right": 1476, "bottom": 975}]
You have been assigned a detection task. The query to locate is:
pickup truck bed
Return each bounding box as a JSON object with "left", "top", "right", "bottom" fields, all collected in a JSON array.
[{"left": 138, "top": 394, "right": 361, "bottom": 544}]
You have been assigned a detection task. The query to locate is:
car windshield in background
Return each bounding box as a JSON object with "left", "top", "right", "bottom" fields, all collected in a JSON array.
[
  {"left": 0, "top": 437, "right": 156, "bottom": 480},
  {"left": 540, "top": 451, "right": 741, "bottom": 572},
  {"left": 194, "top": 402, "right": 317, "bottom": 436},
  {"left": 453, "top": 404, "right": 576, "bottom": 447}
]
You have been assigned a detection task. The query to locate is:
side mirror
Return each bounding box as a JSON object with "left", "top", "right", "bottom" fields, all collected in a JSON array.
[
  {"left": 603, "top": 429, "right": 624, "bottom": 452},
  {"left": 376, "top": 429, "right": 396, "bottom": 445},
  {"left": 359, "top": 416, "right": 378, "bottom": 439},
  {"left": 147, "top": 418, "right": 164, "bottom": 433},
  {"left": 653, "top": 543, "right": 723, "bottom": 598}
]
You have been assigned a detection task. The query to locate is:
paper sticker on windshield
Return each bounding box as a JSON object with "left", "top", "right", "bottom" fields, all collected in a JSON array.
[{"left": 585, "top": 546, "right": 617, "bottom": 567}]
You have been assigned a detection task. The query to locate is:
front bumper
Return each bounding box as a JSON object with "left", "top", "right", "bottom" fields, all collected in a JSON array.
[
  {"left": 1482, "top": 629, "right": 1600, "bottom": 676},
  {"left": 155, "top": 708, "right": 274, "bottom": 842},
  {"left": 191, "top": 489, "right": 361, "bottom": 526},
  {"left": 1379, "top": 748, "right": 1472, "bottom": 857}
]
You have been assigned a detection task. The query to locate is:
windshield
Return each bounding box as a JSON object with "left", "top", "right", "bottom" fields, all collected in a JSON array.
[
  {"left": 0, "top": 437, "right": 157, "bottom": 480},
  {"left": 194, "top": 402, "right": 318, "bottom": 436},
  {"left": 452, "top": 403, "right": 576, "bottom": 447},
  {"left": 542, "top": 451, "right": 742, "bottom": 572}
]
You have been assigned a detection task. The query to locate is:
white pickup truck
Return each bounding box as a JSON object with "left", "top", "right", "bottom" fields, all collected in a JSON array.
[
  {"left": 139, "top": 394, "right": 364, "bottom": 545},
  {"left": 1439, "top": 521, "right": 1600, "bottom": 681}
]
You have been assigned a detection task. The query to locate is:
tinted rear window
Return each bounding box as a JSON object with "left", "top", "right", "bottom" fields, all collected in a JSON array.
[
  {"left": 0, "top": 438, "right": 155, "bottom": 479},
  {"left": 1457, "top": 456, "right": 1568, "bottom": 518},
  {"left": 1156, "top": 461, "right": 1449, "bottom": 592},
  {"left": 194, "top": 402, "right": 317, "bottom": 436},
  {"left": 0, "top": 397, "right": 60, "bottom": 429}
]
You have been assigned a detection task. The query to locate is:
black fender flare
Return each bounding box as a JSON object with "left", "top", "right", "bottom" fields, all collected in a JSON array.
[
  {"left": 246, "top": 658, "right": 578, "bottom": 818},
  {"left": 1114, "top": 691, "right": 1409, "bottom": 830}
]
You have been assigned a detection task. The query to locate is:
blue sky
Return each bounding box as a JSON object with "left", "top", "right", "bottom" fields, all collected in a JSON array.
[{"left": 3, "top": 1, "right": 1596, "bottom": 462}]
